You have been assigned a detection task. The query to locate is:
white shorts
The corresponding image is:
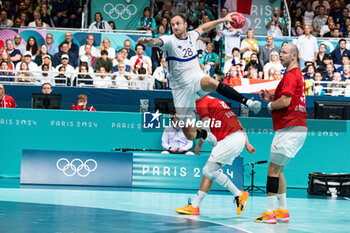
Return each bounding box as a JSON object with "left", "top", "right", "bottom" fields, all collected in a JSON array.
[
  {"left": 270, "top": 126, "right": 307, "bottom": 166},
  {"left": 171, "top": 73, "right": 209, "bottom": 122},
  {"left": 209, "top": 130, "right": 245, "bottom": 165}
]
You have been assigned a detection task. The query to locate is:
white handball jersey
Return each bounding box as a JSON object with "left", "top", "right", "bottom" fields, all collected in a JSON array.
[{"left": 159, "top": 30, "right": 204, "bottom": 89}]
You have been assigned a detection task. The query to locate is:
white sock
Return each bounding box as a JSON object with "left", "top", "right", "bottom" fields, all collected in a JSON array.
[
  {"left": 267, "top": 196, "right": 276, "bottom": 212},
  {"left": 276, "top": 193, "right": 287, "bottom": 210},
  {"left": 215, "top": 172, "right": 242, "bottom": 197},
  {"left": 192, "top": 190, "right": 207, "bottom": 208}
]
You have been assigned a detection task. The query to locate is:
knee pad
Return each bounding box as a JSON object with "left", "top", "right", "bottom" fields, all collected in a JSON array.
[
  {"left": 202, "top": 161, "right": 221, "bottom": 180},
  {"left": 266, "top": 176, "right": 279, "bottom": 193}
]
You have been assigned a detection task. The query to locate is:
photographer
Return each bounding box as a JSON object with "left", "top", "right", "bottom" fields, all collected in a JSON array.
[{"left": 266, "top": 7, "right": 285, "bottom": 38}]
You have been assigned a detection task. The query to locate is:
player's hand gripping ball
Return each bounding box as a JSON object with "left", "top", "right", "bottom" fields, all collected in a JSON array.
[{"left": 230, "top": 12, "right": 246, "bottom": 29}]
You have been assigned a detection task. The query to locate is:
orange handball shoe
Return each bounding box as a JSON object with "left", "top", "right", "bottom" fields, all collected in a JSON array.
[
  {"left": 254, "top": 211, "right": 277, "bottom": 224},
  {"left": 175, "top": 204, "right": 200, "bottom": 215},
  {"left": 235, "top": 191, "right": 249, "bottom": 215},
  {"left": 275, "top": 208, "right": 290, "bottom": 222}
]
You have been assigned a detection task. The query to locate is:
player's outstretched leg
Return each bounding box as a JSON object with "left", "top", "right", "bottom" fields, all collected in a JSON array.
[{"left": 203, "top": 161, "right": 249, "bottom": 215}]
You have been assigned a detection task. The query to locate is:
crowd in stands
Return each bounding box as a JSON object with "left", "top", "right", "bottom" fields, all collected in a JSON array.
[{"left": 0, "top": 0, "right": 350, "bottom": 96}]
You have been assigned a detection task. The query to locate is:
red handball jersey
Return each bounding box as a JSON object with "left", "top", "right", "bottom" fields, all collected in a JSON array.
[
  {"left": 272, "top": 67, "right": 307, "bottom": 131},
  {"left": 196, "top": 95, "right": 243, "bottom": 142},
  {"left": 0, "top": 94, "right": 17, "bottom": 108}
]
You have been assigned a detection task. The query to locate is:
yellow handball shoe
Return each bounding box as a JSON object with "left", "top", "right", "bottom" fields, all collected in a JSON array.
[
  {"left": 275, "top": 208, "right": 290, "bottom": 222},
  {"left": 235, "top": 191, "right": 249, "bottom": 215},
  {"left": 175, "top": 204, "right": 200, "bottom": 215},
  {"left": 254, "top": 210, "right": 277, "bottom": 224}
]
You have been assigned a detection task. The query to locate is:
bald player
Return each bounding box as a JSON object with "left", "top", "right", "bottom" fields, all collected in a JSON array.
[{"left": 255, "top": 43, "right": 307, "bottom": 224}]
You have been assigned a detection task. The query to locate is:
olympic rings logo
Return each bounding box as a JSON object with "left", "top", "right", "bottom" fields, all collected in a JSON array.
[
  {"left": 56, "top": 158, "right": 97, "bottom": 177},
  {"left": 103, "top": 3, "right": 137, "bottom": 20}
]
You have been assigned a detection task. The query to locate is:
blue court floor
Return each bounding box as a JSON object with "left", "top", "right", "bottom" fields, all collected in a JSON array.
[{"left": 0, "top": 179, "right": 349, "bottom": 233}]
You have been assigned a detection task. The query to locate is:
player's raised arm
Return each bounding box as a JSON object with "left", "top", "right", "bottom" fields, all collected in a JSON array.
[
  {"left": 196, "top": 12, "right": 235, "bottom": 35},
  {"left": 137, "top": 37, "right": 163, "bottom": 48}
]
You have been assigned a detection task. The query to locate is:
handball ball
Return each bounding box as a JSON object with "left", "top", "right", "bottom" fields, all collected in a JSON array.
[{"left": 230, "top": 12, "right": 246, "bottom": 29}]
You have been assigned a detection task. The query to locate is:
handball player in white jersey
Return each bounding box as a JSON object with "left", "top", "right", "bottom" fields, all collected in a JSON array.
[{"left": 138, "top": 13, "right": 261, "bottom": 145}]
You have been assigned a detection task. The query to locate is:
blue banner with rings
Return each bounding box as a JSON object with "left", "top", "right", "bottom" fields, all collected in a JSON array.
[
  {"left": 91, "top": 0, "right": 149, "bottom": 30},
  {"left": 21, "top": 150, "right": 133, "bottom": 187}
]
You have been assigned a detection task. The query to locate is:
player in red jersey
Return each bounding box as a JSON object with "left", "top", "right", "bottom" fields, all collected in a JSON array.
[
  {"left": 255, "top": 43, "right": 307, "bottom": 224},
  {"left": 0, "top": 84, "right": 17, "bottom": 108},
  {"left": 175, "top": 95, "right": 255, "bottom": 216}
]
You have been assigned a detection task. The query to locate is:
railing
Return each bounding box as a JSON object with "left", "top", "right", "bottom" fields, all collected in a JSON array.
[{"left": 282, "top": 0, "right": 292, "bottom": 37}]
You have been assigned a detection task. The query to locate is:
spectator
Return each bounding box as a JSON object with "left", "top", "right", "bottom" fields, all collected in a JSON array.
[
  {"left": 304, "top": 64, "right": 316, "bottom": 79},
  {"left": 0, "top": 84, "right": 17, "bottom": 108},
  {"left": 154, "top": 24, "right": 167, "bottom": 38},
  {"left": 330, "top": 27, "right": 342, "bottom": 38},
  {"left": 266, "top": 7, "right": 285, "bottom": 38},
  {"left": 73, "top": 63, "right": 93, "bottom": 87},
  {"left": 137, "top": 7, "right": 156, "bottom": 33},
  {"left": 245, "top": 53, "right": 263, "bottom": 78},
  {"left": 272, "top": 69, "right": 283, "bottom": 80},
  {"left": 155, "top": 2, "right": 173, "bottom": 24},
  {"left": 15, "top": 51, "right": 39, "bottom": 75},
  {"left": 46, "top": 33, "right": 58, "bottom": 56},
  {"left": 263, "top": 51, "right": 284, "bottom": 79},
  {"left": 199, "top": 43, "right": 219, "bottom": 77},
  {"left": 38, "top": 3, "right": 53, "bottom": 27},
  {"left": 0, "top": 10, "right": 13, "bottom": 27},
  {"left": 71, "top": 94, "right": 96, "bottom": 111},
  {"left": 322, "top": 22, "right": 337, "bottom": 37},
  {"left": 40, "top": 55, "right": 55, "bottom": 72},
  {"left": 323, "top": 63, "right": 335, "bottom": 87},
  {"left": 223, "top": 47, "right": 245, "bottom": 77},
  {"left": 157, "top": 17, "right": 171, "bottom": 35},
  {"left": 161, "top": 113, "right": 194, "bottom": 155},
  {"left": 52, "top": 0, "right": 69, "bottom": 27},
  {"left": 328, "top": 72, "right": 343, "bottom": 95},
  {"left": 218, "top": 7, "right": 229, "bottom": 31},
  {"left": 28, "top": 10, "right": 49, "bottom": 27},
  {"left": 118, "top": 48, "right": 131, "bottom": 68},
  {"left": 313, "top": 0, "right": 331, "bottom": 14},
  {"left": 312, "top": 5, "right": 328, "bottom": 36},
  {"left": 1, "top": 50, "right": 14, "bottom": 71},
  {"left": 54, "top": 42, "right": 78, "bottom": 68},
  {"left": 296, "top": 24, "right": 318, "bottom": 71},
  {"left": 219, "top": 23, "right": 241, "bottom": 61},
  {"left": 330, "top": 0, "right": 343, "bottom": 27},
  {"left": 122, "top": 39, "right": 136, "bottom": 60},
  {"left": 294, "top": 25, "right": 304, "bottom": 37},
  {"left": 342, "top": 64, "right": 350, "bottom": 81},
  {"left": 108, "top": 21, "right": 116, "bottom": 30},
  {"left": 222, "top": 66, "right": 241, "bottom": 87},
  {"left": 25, "top": 36, "right": 39, "bottom": 60},
  {"left": 95, "top": 50, "right": 113, "bottom": 73},
  {"left": 331, "top": 39, "right": 350, "bottom": 68},
  {"left": 191, "top": 1, "right": 215, "bottom": 28},
  {"left": 130, "top": 43, "right": 152, "bottom": 74},
  {"left": 98, "top": 38, "right": 115, "bottom": 60},
  {"left": 64, "top": 32, "right": 79, "bottom": 57},
  {"left": 240, "top": 29, "right": 259, "bottom": 64},
  {"left": 0, "top": 61, "right": 14, "bottom": 82},
  {"left": 151, "top": 45, "right": 163, "bottom": 73},
  {"left": 153, "top": 57, "right": 169, "bottom": 89},
  {"left": 68, "top": 0, "right": 83, "bottom": 28},
  {"left": 336, "top": 54, "right": 350, "bottom": 75},
  {"left": 13, "top": 34, "right": 26, "bottom": 55},
  {"left": 41, "top": 82, "right": 52, "bottom": 94},
  {"left": 131, "top": 67, "right": 153, "bottom": 90},
  {"left": 246, "top": 65, "right": 259, "bottom": 79},
  {"left": 80, "top": 45, "right": 96, "bottom": 69},
  {"left": 34, "top": 44, "right": 55, "bottom": 67},
  {"left": 15, "top": 61, "right": 32, "bottom": 82},
  {"left": 55, "top": 66, "right": 70, "bottom": 86},
  {"left": 6, "top": 39, "right": 22, "bottom": 67},
  {"left": 89, "top": 12, "right": 112, "bottom": 31},
  {"left": 111, "top": 62, "right": 132, "bottom": 89},
  {"left": 314, "top": 71, "right": 326, "bottom": 96},
  {"left": 79, "top": 35, "right": 99, "bottom": 58},
  {"left": 55, "top": 54, "right": 75, "bottom": 84},
  {"left": 320, "top": 16, "right": 335, "bottom": 37},
  {"left": 291, "top": 7, "right": 304, "bottom": 28},
  {"left": 317, "top": 54, "right": 334, "bottom": 74},
  {"left": 304, "top": 2, "right": 315, "bottom": 26},
  {"left": 35, "top": 63, "right": 54, "bottom": 85},
  {"left": 94, "top": 66, "right": 112, "bottom": 88},
  {"left": 112, "top": 52, "right": 130, "bottom": 72},
  {"left": 316, "top": 43, "right": 328, "bottom": 69}
]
